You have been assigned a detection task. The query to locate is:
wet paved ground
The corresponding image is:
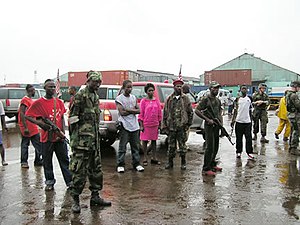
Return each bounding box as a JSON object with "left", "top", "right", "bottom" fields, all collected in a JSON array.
[{"left": 0, "top": 112, "right": 300, "bottom": 224}]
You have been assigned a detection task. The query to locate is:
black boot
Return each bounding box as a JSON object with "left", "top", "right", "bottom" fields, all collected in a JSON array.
[
  {"left": 90, "top": 191, "right": 112, "bottom": 207},
  {"left": 71, "top": 195, "right": 81, "bottom": 213},
  {"left": 165, "top": 158, "right": 173, "bottom": 169},
  {"left": 181, "top": 155, "right": 186, "bottom": 170},
  {"left": 260, "top": 136, "right": 269, "bottom": 143}
]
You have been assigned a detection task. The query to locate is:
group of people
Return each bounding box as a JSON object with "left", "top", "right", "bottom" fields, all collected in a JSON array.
[{"left": 2, "top": 69, "right": 300, "bottom": 214}]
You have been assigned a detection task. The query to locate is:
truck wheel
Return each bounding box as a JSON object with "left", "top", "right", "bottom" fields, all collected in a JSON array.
[{"left": 101, "top": 137, "right": 116, "bottom": 146}]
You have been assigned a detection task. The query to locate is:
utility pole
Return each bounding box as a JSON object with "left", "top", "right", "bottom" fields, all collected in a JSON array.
[{"left": 34, "top": 70, "right": 38, "bottom": 83}]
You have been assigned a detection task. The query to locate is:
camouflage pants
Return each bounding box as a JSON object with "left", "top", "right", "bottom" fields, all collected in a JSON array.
[
  {"left": 253, "top": 109, "right": 268, "bottom": 136},
  {"left": 167, "top": 128, "right": 188, "bottom": 159},
  {"left": 289, "top": 118, "right": 300, "bottom": 150},
  {"left": 69, "top": 148, "right": 103, "bottom": 196}
]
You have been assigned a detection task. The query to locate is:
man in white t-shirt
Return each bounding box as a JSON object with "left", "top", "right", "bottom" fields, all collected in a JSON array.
[
  {"left": 231, "top": 86, "right": 255, "bottom": 160},
  {"left": 0, "top": 101, "right": 8, "bottom": 166},
  {"left": 115, "top": 80, "right": 144, "bottom": 173}
]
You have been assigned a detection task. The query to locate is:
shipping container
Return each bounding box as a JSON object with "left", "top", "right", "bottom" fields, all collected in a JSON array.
[
  {"left": 101, "top": 70, "right": 140, "bottom": 85},
  {"left": 204, "top": 69, "right": 252, "bottom": 86},
  {"left": 68, "top": 72, "right": 87, "bottom": 87},
  {"left": 67, "top": 70, "right": 140, "bottom": 87}
]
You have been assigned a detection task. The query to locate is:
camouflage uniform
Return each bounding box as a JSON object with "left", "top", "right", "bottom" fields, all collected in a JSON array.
[
  {"left": 252, "top": 85, "right": 269, "bottom": 139},
  {"left": 69, "top": 79, "right": 102, "bottom": 196},
  {"left": 163, "top": 92, "right": 193, "bottom": 168},
  {"left": 286, "top": 84, "right": 300, "bottom": 155}
]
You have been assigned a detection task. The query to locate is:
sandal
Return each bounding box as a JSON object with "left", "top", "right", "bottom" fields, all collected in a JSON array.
[
  {"left": 150, "top": 159, "right": 161, "bottom": 165},
  {"left": 143, "top": 160, "right": 148, "bottom": 166}
]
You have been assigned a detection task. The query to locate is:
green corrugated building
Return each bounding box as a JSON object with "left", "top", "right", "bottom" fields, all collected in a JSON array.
[{"left": 200, "top": 53, "right": 300, "bottom": 89}]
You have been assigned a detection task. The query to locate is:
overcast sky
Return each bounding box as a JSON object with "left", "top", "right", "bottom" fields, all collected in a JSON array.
[{"left": 0, "top": 0, "right": 299, "bottom": 84}]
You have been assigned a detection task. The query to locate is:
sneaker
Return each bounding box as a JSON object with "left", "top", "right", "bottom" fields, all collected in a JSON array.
[
  {"left": 202, "top": 170, "right": 216, "bottom": 176},
  {"left": 213, "top": 166, "right": 223, "bottom": 172},
  {"left": 2, "top": 161, "right": 8, "bottom": 166},
  {"left": 135, "top": 165, "right": 144, "bottom": 172},
  {"left": 275, "top": 133, "right": 279, "bottom": 139},
  {"left": 21, "top": 163, "right": 29, "bottom": 168},
  {"left": 247, "top": 153, "right": 256, "bottom": 160},
  {"left": 283, "top": 137, "right": 289, "bottom": 142},
  {"left": 117, "top": 166, "right": 125, "bottom": 173},
  {"left": 45, "top": 185, "right": 54, "bottom": 191},
  {"left": 236, "top": 153, "right": 241, "bottom": 158}
]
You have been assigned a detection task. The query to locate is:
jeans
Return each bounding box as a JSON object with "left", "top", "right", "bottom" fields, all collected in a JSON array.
[
  {"left": 20, "top": 133, "right": 42, "bottom": 164},
  {"left": 117, "top": 128, "right": 141, "bottom": 167},
  {"left": 41, "top": 141, "right": 72, "bottom": 186}
]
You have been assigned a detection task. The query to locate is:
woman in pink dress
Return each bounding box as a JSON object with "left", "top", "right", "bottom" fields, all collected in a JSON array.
[{"left": 138, "top": 83, "right": 162, "bottom": 166}]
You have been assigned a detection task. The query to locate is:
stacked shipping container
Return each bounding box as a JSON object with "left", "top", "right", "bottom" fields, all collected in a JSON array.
[
  {"left": 67, "top": 70, "right": 140, "bottom": 87},
  {"left": 204, "top": 69, "right": 252, "bottom": 86}
]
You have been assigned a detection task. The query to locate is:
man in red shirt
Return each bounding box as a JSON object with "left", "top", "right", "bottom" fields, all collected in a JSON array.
[
  {"left": 26, "top": 79, "right": 72, "bottom": 191},
  {"left": 18, "top": 84, "right": 43, "bottom": 168}
]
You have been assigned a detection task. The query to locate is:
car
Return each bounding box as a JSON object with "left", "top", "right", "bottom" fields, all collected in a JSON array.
[
  {"left": 97, "top": 85, "right": 122, "bottom": 146},
  {"left": 197, "top": 88, "right": 230, "bottom": 104},
  {"left": 0, "top": 87, "right": 46, "bottom": 119}
]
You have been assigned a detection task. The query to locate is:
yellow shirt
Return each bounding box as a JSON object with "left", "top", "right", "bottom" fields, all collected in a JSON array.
[{"left": 277, "top": 97, "right": 288, "bottom": 120}]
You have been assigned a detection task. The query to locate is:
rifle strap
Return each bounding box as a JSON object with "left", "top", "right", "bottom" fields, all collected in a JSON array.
[
  {"left": 207, "top": 96, "right": 217, "bottom": 119},
  {"left": 54, "top": 97, "right": 57, "bottom": 124},
  {"left": 48, "top": 97, "right": 56, "bottom": 142}
]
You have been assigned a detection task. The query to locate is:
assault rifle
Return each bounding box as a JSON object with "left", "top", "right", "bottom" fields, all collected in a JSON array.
[
  {"left": 41, "top": 118, "right": 70, "bottom": 144},
  {"left": 201, "top": 109, "right": 235, "bottom": 145},
  {"left": 212, "top": 117, "right": 235, "bottom": 145}
]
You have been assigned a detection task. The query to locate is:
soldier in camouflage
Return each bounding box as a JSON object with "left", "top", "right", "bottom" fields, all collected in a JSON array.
[
  {"left": 285, "top": 81, "right": 300, "bottom": 155},
  {"left": 162, "top": 79, "right": 193, "bottom": 170},
  {"left": 252, "top": 83, "right": 270, "bottom": 143},
  {"left": 68, "top": 71, "right": 111, "bottom": 213}
]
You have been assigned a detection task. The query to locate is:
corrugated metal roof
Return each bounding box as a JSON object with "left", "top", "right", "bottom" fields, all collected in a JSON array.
[{"left": 212, "top": 53, "right": 299, "bottom": 83}]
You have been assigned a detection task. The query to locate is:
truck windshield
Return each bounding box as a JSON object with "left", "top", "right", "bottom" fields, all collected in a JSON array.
[{"left": 158, "top": 86, "right": 174, "bottom": 103}]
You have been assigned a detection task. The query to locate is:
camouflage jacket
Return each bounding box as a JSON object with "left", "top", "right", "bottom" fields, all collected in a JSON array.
[
  {"left": 286, "top": 91, "right": 300, "bottom": 114},
  {"left": 252, "top": 91, "right": 269, "bottom": 110},
  {"left": 69, "top": 86, "right": 100, "bottom": 151},
  {"left": 163, "top": 93, "right": 193, "bottom": 131}
]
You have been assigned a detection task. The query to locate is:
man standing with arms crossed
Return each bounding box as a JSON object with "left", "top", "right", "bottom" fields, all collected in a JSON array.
[
  {"left": 68, "top": 71, "right": 111, "bottom": 213},
  {"left": 18, "top": 84, "right": 42, "bottom": 168}
]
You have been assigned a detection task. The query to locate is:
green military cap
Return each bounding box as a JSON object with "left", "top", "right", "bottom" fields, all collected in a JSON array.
[
  {"left": 291, "top": 81, "right": 300, "bottom": 87},
  {"left": 258, "top": 83, "right": 267, "bottom": 88},
  {"left": 209, "top": 81, "right": 221, "bottom": 89},
  {"left": 87, "top": 71, "right": 102, "bottom": 81}
]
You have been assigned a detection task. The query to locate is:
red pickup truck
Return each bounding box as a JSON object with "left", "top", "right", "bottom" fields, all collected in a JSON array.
[{"left": 99, "top": 82, "right": 203, "bottom": 146}]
